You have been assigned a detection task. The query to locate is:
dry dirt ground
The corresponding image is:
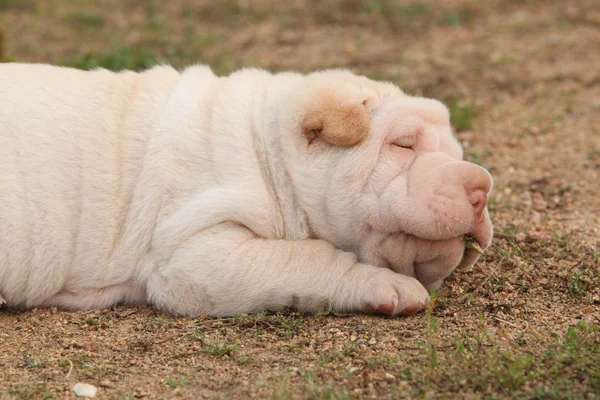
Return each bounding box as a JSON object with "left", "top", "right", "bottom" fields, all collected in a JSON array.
[{"left": 1, "top": 0, "right": 599, "bottom": 399}]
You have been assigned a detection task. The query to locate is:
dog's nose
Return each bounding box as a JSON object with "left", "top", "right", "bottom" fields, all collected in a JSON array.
[{"left": 469, "top": 189, "right": 488, "bottom": 220}]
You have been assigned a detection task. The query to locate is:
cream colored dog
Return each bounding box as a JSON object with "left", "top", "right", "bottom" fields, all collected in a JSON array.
[{"left": 0, "top": 63, "right": 493, "bottom": 317}]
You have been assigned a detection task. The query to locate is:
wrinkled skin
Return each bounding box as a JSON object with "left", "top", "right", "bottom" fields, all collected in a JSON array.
[
  {"left": 0, "top": 65, "right": 492, "bottom": 316},
  {"left": 281, "top": 72, "right": 493, "bottom": 291}
]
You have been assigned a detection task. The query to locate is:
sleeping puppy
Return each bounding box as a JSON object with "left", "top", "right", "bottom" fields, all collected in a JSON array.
[{"left": 0, "top": 64, "right": 493, "bottom": 317}]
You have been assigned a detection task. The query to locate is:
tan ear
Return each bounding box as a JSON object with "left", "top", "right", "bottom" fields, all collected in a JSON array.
[{"left": 302, "top": 98, "right": 370, "bottom": 147}]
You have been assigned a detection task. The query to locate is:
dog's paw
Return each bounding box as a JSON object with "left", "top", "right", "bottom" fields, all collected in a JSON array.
[
  {"left": 365, "top": 268, "right": 429, "bottom": 316},
  {"left": 337, "top": 263, "right": 429, "bottom": 317}
]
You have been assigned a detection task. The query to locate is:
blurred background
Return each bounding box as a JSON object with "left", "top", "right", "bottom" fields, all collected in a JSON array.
[
  {"left": 1, "top": 1, "right": 599, "bottom": 398},
  {"left": 2, "top": 0, "right": 595, "bottom": 96},
  {"left": 2, "top": 0, "right": 596, "bottom": 217}
]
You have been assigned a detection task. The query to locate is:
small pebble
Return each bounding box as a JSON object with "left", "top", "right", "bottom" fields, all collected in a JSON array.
[
  {"left": 73, "top": 383, "right": 98, "bottom": 398},
  {"left": 99, "top": 380, "right": 115, "bottom": 388},
  {"left": 384, "top": 372, "right": 395, "bottom": 381}
]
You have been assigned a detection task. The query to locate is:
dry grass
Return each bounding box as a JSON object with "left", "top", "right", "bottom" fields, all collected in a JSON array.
[{"left": 1, "top": 0, "right": 599, "bottom": 398}]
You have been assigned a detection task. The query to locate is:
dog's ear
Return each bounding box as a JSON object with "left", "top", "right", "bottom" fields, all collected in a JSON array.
[{"left": 302, "top": 97, "right": 370, "bottom": 147}]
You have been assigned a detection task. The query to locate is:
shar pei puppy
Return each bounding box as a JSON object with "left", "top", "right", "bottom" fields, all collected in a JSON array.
[{"left": 0, "top": 63, "right": 493, "bottom": 317}]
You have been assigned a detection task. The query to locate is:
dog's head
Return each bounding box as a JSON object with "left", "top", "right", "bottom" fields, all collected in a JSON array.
[{"left": 279, "top": 70, "right": 493, "bottom": 290}]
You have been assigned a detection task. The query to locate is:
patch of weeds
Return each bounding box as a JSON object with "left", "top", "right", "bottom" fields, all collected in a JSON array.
[
  {"left": 93, "top": 363, "right": 116, "bottom": 377},
  {"left": 73, "top": 354, "right": 92, "bottom": 370},
  {"left": 166, "top": 375, "right": 189, "bottom": 389},
  {"left": 190, "top": 329, "right": 239, "bottom": 357},
  {"left": 464, "top": 149, "right": 493, "bottom": 171},
  {"left": 153, "top": 313, "right": 175, "bottom": 328},
  {"left": 553, "top": 232, "right": 575, "bottom": 251},
  {"left": 193, "top": 31, "right": 222, "bottom": 49},
  {"left": 59, "top": 356, "right": 112, "bottom": 377},
  {"left": 592, "top": 248, "right": 600, "bottom": 264},
  {"left": 273, "top": 373, "right": 291, "bottom": 400},
  {"left": 276, "top": 10, "right": 298, "bottom": 28},
  {"left": 425, "top": 293, "right": 440, "bottom": 370},
  {"left": 315, "top": 304, "right": 337, "bottom": 316},
  {"left": 569, "top": 272, "right": 587, "bottom": 296},
  {"left": 390, "top": 383, "right": 422, "bottom": 399},
  {"left": 0, "top": 26, "right": 6, "bottom": 62},
  {"left": 446, "top": 97, "right": 476, "bottom": 131},
  {"left": 361, "top": 1, "right": 432, "bottom": 29},
  {"left": 279, "top": 363, "right": 354, "bottom": 399},
  {"left": 202, "top": 342, "right": 239, "bottom": 357},
  {"left": 496, "top": 350, "right": 537, "bottom": 391},
  {"left": 249, "top": 326, "right": 265, "bottom": 338},
  {"left": 85, "top": 317, "right": 99, "bottom": 326},
  {"left": 313, "top": 386, "right": 352, "bottom": 399},
  {"left": 405, "top": 320, "right": 600, "bottom": 397},
  {"left": 275, "top": 314, "right": 306, "bottom": 337},
  {"left": 588, "top": 149, "right": 600, "bottom": 168},
  {"left": 196, "top": 0, "right": 267, "bottom": 25},
  {"left": 298, "top": 367, "right": 323, "bottom": 395},
  {"left": 364, "top": 353, "right": 402, "bottom": 370},
  {"left": 227, "top": 312, "right": 307, "bottom": 338},
  {"left": 515, "top": 332, "right": 527, "bottom": 347},
  {"left": 310, "top": 0, "right": 432, "bottom": 32},
  {"left": 189, "top": 328, "right": 206, "bottom": 342},
  {"left": 283, "top": 341, "right": 303, "bottom": 354},
  {"left": 0, "top": 0, "right": 30, "bottom": 10},
  {"left": 316, "top": 351, "right": 343, "bottom": 367},
  {"left": 7, "top": 382, "right": 55, "bottom": 399},
  {"left": 234, "top": 356, "right": 255, "bottom": 365},
  {"left": 567, "top": 251, "right": 598, "bottom": 298},
  {"left": 196, "top": 312, "right": 306, "bottom": 338},
  {"left": 27, "top": 359, "right": 43, "bottom": 368},
  {"left": 230, "top": 313, "right": 250, "bottom": 326},
  {"left": 0, "top": 0, "right": 15, "bottom": 8},
  {"left": 63, "top": 12, "right": 105, "bottom": 28},
  {"left": 311, "top": 2, "right": 346, "bottom": 25},
  {"left": 487, "top": 195, "right": 512, "bottom": 213},
  {"left": 20, "top": 351, "right": 43, "bottom": 369},
  {"left": 63, "top": 47, "right": 162, "bottom": 72},
  {"left": 385, "top": 3, "right": 431, "bottom": 32},
  {"left": 342, "top": 341, "right": 359, "bottom": 357},
  {"left": 443, "top": 6, "right": 476, "bottom": 27},
  {"left": 212, "top": 52, "right": 236, "bottom": 76},
  {"left": 144, "top": 0, "right": 168, "bottom": 32}
]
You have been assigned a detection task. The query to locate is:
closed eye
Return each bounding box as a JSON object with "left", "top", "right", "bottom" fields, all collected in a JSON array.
[
  {"left": 391, "top": 135, "right": 416, "bottom": 150},
  {"left": 392, "top": 143, "right": 414, "bottom": 150}
]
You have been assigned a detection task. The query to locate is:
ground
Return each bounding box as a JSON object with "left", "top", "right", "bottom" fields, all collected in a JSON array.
[{"left": 0, "top": 0, "right": 599, "bottom": 399}]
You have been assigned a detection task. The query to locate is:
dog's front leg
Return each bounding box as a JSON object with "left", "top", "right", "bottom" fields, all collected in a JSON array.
[{"left": 146, "top": 224, "right": 429, "bottom": 317}]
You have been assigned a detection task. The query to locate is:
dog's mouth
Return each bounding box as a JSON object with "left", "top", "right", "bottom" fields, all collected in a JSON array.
[
  {"left": 465, "top": 234, "right": 484, "bottom": 254},
  {"left": 457, "top": 222, "right": 492, "bottom": 270}
]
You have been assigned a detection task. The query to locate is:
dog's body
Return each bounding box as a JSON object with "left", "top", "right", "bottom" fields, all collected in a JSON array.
[{"left": 0, "top": 63, "right": 493, "bottom": 316}]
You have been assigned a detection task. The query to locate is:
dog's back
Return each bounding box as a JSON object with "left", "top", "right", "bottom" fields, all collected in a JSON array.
[{"left": 0, "top": 63, "right": 179, "bottom": 307}]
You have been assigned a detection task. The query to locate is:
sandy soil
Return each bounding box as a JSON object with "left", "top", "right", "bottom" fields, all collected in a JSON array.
[{"left": 0, "top": 0, "right": 599, "bottom": 398}]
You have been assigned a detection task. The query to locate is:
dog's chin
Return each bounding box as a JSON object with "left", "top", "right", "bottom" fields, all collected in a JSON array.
[
  {"left": 370, "top": 209, "right": 476, "bottom": 243},
  {"left": 457, "top": 221, "right": 493, "bottom": 271},
  {"left": 456, "top": 247, "right": 484, "bottom": 270},
  {"left": 424, "top": 280, "right": 444, "bottom": 291}
]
